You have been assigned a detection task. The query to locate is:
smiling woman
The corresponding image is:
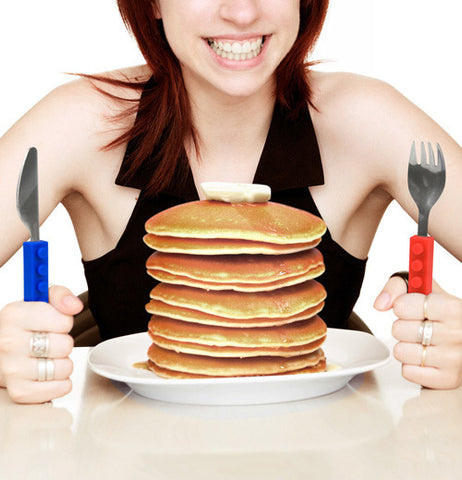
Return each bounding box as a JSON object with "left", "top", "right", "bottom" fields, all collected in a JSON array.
[
  {"left": 0, "top": 1, "right": 461, "bottom": 404},
  {"left": 88, "top": 0, "right": 327, "bottom": 196}
]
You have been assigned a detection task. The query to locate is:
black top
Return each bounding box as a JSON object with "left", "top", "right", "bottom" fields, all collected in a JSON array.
[{"left": 82, "top": 79, "right": 367, "bottom": 341}]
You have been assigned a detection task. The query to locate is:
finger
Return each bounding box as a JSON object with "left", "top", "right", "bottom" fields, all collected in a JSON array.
[
  {"left": 2, "top": 301, "right": 74, "bottom": 334},
  {"left": 393, "top": 342, "right": 460, "bottom": 368},
  {"left": 3, "top": 357, "right": 73, "bottom": 382},
  {"left": 26, "top": 332, "right": 74, "bottom": 358},
  {"left": 402, "top": 365, "right": 462, "bottom": 390},
  {"left": 6, "top": 378, "right": 72, "bottom": 404},
  {"left": 392, "top": 319, "right": 441, "bottom": 345},
  {"left": 48, "top": 286, "right": 84, "bottom": 316},
  {"left": 394, "top": 292, "right": 461, "bottom": 325},
  {"left": 393, "top": 318, "right": 462, "bottom": 346},
  {"left": 1, "top": 331, "right": 74, "bottom": 358},
  {"left": 374, "top": 276, "right": 408, "bottom": 311}
]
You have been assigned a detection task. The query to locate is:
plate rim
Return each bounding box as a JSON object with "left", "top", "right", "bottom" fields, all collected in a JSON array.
[{"left": 87, "top": 329, "right": 391, "bottom": 387}]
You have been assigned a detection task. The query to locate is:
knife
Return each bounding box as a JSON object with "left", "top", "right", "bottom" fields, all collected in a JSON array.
[{"left": 16, "top": 147, "right": 48, "bottom": 302}]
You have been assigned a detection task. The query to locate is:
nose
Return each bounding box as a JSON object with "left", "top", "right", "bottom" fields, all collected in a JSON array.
[{"left": 219, "top": 0, "right": 260, "bottom": 27}]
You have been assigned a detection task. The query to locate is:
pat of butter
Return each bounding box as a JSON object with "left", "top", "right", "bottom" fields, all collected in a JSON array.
[{"left": 201, "top": 182, "right": 271, "bottom": 203}]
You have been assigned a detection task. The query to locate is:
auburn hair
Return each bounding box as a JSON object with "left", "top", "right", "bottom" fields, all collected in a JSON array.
[{"left": 87, "top": 0, "right": 329, "bottom": 196}]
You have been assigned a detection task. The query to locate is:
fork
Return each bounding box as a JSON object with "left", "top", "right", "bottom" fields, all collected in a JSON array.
[{"left": 407, "top": 141, "right": 446, "bottom": 294}]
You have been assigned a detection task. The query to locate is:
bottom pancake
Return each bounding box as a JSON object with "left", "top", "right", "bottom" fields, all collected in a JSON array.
[
  {"left": 147, "top": 357, "right": 327, "bottom": 379},
  {"left": 147, "top": 344, "right": 325, "bottom": 377}
]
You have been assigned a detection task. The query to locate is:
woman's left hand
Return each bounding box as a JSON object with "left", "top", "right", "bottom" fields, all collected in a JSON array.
[{"left": 374, "top": 277, "right": 462, "bottom": 389}]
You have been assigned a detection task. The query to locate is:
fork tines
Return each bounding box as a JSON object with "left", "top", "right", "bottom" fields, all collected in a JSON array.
[{"left": 410, "top": 140, "right": 445, "bottom": 169}]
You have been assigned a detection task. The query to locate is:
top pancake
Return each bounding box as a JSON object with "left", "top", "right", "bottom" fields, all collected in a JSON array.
[
  {"left": 143, "top": 234, "right": 320, "bottom": 255},
  {"left": 145, "top": 200, "right": 326, "bottom": 245}
]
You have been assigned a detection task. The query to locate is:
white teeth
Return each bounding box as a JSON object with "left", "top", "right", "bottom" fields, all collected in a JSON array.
[
  {"left": 231, "top": 43, "right": 242, "bottom": 54},
  {"left": 208, "top": 37, "right": 264, "bottom": 61}
]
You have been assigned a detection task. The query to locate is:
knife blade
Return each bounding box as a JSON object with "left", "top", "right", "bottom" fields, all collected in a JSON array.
[{"left": 16, "top": 147, "right": 49, "bottom": 302}]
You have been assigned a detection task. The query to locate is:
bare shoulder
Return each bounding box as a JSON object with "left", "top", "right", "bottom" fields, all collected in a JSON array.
[
  {"left": 307, "top": 70, "right": 451, "bottom": 189},
  {"left": 308, "top": 70, "right": 415, "bottom": 154},
  {"left": 307, "top": 70, "right": 462, "bottom": 259},
  {"left": 309, "top": 70, "right": 408, "bottom": 120},
  {"left": 40, "top": 63, "right": 151, "bottom": 153},
  {"left": 0, "top": 65, "right": 152, "bottom": 263},
  {"left": 1, "top": 64, "right": 151, "bottom": 195}
]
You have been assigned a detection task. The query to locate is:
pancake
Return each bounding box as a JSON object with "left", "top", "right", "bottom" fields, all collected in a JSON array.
[
  {"left": 146, "top": 248, "right": 324, "bottom": 286},
  {"left": 143, "top": 233, "right": 320, "bottom": 255},
  {"left": 146, "top": 249, "right": 323, "bottom": 282},
  {"left": 143, "top": 192, "right": 328, "bottom": 379},
  {"left": 145, "top": 200, "right": 327, "bottom": 244},
  {"left": 150, "top": 280, "right": 327, "bottom": 319},
  {"left": 147, "top": 358, "right": 327, "bottom": 378},
  {"left": 147, "top": 344, "right": 326, "bottom": 377},
  {"left": 149, "top": 333, "right": 326, "bottom": 358},
  {"left": 146, "top": 300, "right": 325, "bottom": 327},
  {"left": 148, "top": 315, "right": 326, "bottom": 349},
  {"left": 147, "top": 265, "right": 324, "bottom": 291}
]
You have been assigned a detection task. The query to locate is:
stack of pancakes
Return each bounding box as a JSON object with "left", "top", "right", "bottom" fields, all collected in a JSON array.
[{"left": 143, "top": 200, "right": 328, "bottom": 379}]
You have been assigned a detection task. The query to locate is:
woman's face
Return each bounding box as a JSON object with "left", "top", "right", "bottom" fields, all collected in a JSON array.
[{"left": 155, "top": 0, "right": 300, "bottom": 100}]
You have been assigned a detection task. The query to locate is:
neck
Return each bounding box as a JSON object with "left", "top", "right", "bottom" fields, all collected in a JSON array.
[{"left": 185, "top": 78, "right": 276, "bottom": 164}]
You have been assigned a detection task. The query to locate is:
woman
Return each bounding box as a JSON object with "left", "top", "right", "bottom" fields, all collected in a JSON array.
[{"left": 0, "top": 0, "right": 461, "bottom": 403}]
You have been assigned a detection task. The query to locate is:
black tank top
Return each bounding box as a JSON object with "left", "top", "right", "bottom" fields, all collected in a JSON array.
[{"left": 82, "top": 80, "right": 367, "bottom": 340}]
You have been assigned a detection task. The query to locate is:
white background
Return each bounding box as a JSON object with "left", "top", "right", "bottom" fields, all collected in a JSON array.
[{"left": 0, "top": 1, "right": 460, "bottom": 338}]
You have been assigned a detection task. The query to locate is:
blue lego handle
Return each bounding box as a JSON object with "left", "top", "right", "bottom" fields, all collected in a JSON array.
[{"left": 23, "top": 241, "right": 49, "bottom": 302}]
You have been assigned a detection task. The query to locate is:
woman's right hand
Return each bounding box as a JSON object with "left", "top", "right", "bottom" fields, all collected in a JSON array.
[{"left": 0, "top": 286, "right": 83, "bottom": 404}]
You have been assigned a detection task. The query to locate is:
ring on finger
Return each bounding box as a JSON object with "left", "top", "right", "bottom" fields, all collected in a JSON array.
[
  {"left": 423, "top": 295, "right": 429, "bottom": 320},
  {"left": 421, "top": 345, "right": 428, "bottom": 367},
  {"left": 30, "top": 332, "right": 49, "bottom": 358},
  {"left": 37, "top": 358, "right": 47, "bottom": 381},
  {"left": 37, "top": 358, "right": 55, "bottom": 382},
  {"left": 421, "top": 320, "right": 433, "bottom": 346},
  {"left": 46, "top": 358, "right": 55, "bottom": 381}
]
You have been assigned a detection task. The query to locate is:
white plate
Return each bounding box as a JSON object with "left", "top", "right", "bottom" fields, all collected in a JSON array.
[{"left": 88, "top": 329, "right": 390, "bottom": 405}]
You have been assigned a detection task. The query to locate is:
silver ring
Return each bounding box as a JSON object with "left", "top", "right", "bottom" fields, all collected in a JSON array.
[
  {"left": 45, "top": 358, "right": 55, "bottom": 381},
  {"left": 30, "top": 332, "right": 49, "bottom": 358},
  {"left": 421, "top": 320, "right": 433, "bottom": 346},
  {"left": 37, "top": 358, "right": 47, "bottom": 381},
  {"left": 418, "top": 321, "right": 425, "bottom": 342},
  {"left": 37, "top": 358, "right": 55, "bottom": 381},
  {"left": 423, "top": 296, "right": 429, "bottom": 320}
]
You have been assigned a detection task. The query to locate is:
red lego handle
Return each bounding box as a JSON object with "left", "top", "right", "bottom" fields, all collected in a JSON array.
[{"left": 409, "top": 235, "right": 434, "bottom": 294}]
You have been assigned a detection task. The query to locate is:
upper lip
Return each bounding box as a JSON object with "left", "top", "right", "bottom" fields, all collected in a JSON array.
[{"left": 206, "top": 34, "right": 268, "bottom": 41}]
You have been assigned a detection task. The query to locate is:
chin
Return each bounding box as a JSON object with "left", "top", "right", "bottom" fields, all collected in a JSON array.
[
  {"left": 208, "top": 74, "right": 274, "bottom": 100},
  {"left": 218, "top": 85, "right": 265, "bottom": 99}
]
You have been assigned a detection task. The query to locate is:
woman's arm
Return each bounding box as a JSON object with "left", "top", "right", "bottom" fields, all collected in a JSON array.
[
  {"left": 345, "top": 75, "right": 462, "bottom": 389},
  {"left": 0, "top": 77, "right": 117, "bottom": 402},
  {"left": 0, "top": 81, "right": 97, "bottom": 266},
  {"left": 349, "top": 75, "right": 461, "bottom": 260}
]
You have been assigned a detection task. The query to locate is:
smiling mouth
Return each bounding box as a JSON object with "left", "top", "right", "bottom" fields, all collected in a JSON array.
[{"left": 206, "top": 36, "right": 266, "bottom": 61}]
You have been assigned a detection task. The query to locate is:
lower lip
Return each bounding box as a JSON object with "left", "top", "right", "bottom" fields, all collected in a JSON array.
[{"left": 205, "top": 36, "right": 271, "bottom": 70}]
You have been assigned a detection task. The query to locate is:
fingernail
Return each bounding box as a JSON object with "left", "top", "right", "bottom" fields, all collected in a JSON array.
[{"left": 374, "top": 292, "right": 391, "bottom": 310}]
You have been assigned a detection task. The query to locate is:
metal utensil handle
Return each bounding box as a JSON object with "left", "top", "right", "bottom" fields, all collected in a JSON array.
[
  {"left": 408, "top": 235, "right": 433, "bottom": 295},
  {"left": 23, "top": 240, "right": 49, "bottom": 302}
]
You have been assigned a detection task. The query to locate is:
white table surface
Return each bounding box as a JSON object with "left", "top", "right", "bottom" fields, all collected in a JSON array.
[{"left": 1, "top": 339, "right": 461, "bottom": 480}]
